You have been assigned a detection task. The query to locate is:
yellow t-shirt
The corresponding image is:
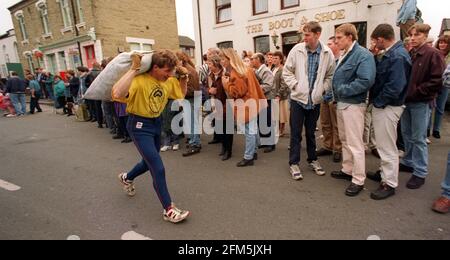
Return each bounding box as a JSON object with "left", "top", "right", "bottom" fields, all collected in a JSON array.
[{"left": 115, "top": 74, "right": 184, "bottom": 118}]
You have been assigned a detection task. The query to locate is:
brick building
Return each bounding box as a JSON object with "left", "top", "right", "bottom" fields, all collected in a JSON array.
[{"left": 8, "top": 0, "right": 179, "bottom": 74}]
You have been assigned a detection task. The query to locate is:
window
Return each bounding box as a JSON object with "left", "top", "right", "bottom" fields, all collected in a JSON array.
[
  {"left": 13, "top": 42, "right": 19, "bottom": 61},
  {"left": 281, "top": 0, "right": 299, "bottom": 9},
  {"left": 60, "top": 0, "right": 73, "bottom": 28},
  {"left": 335, "top": 22, "right": 368, "bottom": 48},
  {"left": 26, "top": 54, "right": 35, "bottom": 72},
  {"left": 15, "top": 11, "right": 28, "bottom": 41},
  {"left": 216, "top": 0, "right": 231, "bottom": 24},
  {"left": 217, "top": 41, "right": 233, "bottom": 49},
  {"left": 75, "top": 0, "right": 84, "bottom": 23},
  {"left": 47, "top": 53, "right": 57, "bottom": 74},
  {"left": 253, "top": 0, "right": 268, "bottom": 15},
  {"left": 37, "top": 1, "right": 51, "bottom": 35},
  {"left": 3, "top": 45, "right": 10, "bottom": 63},
  {"left": 254, "top": 36, "right": 270, "bottom": 54},
  {"left": 126, "top": 37, "right": 155, "bottom": 52}
]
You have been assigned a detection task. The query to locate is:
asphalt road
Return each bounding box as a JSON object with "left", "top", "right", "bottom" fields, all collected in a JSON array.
[{"left": 0, "top": 106, "right": 449, "bottom": 240}]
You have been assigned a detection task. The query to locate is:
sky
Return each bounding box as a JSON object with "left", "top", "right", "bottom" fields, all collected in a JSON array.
[{"left": 0, "top": 0, "right": 447, "bottom": 40}]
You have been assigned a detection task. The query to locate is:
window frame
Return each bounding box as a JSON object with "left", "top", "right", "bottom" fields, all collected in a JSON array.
[
  {"left": 253, "top": 0, "right": 268, "bottom": 16},
  {"left": 217, "top": 41, "right": 234, "bottom": 49},
  {"left": 75, "top": 0, "right": 85, "bottom": 23},
  {"left": 15, "top": 13, "right": 28, "bottom": 41},
  {"left": 281, "top": 0, "right": 299, "bottom": 10},
  {"left": 216, "top": 0, "right": 232, "bottom": 24}
]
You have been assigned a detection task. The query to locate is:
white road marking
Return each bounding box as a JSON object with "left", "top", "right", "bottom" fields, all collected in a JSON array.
[
  {"left": 0, "top": 179, "right": 21, "bottom": 191},
  {"left": 367, "top": 235, "right": 381, "bottom": 240},
  {"left": 121, "top": 231, "right": 152, "bottom": 240},
  {"left": 67, "top": 235, "right": 81, "bottom": 240}
]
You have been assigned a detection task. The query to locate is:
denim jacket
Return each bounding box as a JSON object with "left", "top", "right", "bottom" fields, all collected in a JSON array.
[
  {"left": 397, "top": 0, "right": 417, "bottom": 25},
  {"left": 332, "top": 42, "right": 376, "bottom": 105},
  {"left": 370, "top": 41, "right": 412, "bottom": 108}
]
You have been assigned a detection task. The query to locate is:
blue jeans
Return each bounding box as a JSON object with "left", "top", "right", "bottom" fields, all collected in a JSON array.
[
  {"left": 238, "top": 117, "right": 259, "bottom": 160},
  {"left": 289, "top": 101, "right": 320, "bottom": 165},
  {"left": 443, "top": 152, "right": 450, "bottom": 199},
  {"left": 9, "top": 93, "right": 26, "bottom": 115},
  {"left": 126, "top": 115, "right": 172, "bottom": 210},
  {"left": 401, "top": 102, "right": 430, "bottom": 178},
  {"left": 188, "top": 99, "right": 201, "bottom": 146},
  {"left": 432, "top": 88, "right": 449, "bottom": 133}
]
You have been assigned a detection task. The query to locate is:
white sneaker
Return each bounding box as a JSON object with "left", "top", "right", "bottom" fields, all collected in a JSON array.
[
  {"left": 163, "top": 205, "right": 190, "bottom": 224},
  {"left": 172, "top": 144, "right": 180, "bottom": 151},
  {"left": 289, "top": 165, "right": 303, "bottom": 181},
  {"left": 309, "top": 160, "right": 326, "bottom": 176},
  {"left": 118, "top": 173, "right": 136, "bottom": 197},
  {"left": 426, "top": 138, "right": 432, "bottom": 145},
  {"left": 160, "top": 146, "right": 172, "bottom": 152}
]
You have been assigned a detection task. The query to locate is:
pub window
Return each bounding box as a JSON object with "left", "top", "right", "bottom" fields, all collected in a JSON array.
[
  {"left": 254, "top": 35, "right": 270, "bottom": 54},
  {"left": 216, "top": 0, "right": 232, "bottom": 24},
  {"left": 281, "top": 0, "right": 299, "bottom": 10},
  {"left": 253, "top": 0, "right": 268, "bottom": 15},
  {"left": 217, "top": 41, "right": 234, "bottom": 49}
]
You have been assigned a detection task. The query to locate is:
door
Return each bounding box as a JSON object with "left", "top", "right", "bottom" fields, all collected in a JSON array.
[{"left": 84, "top": 45, "right": 96, "bottom": 69}]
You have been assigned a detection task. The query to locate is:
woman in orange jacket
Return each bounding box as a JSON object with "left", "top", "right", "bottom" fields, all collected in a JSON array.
[{"left": 220, "top": 48, "right": 267, "bottom": 167}]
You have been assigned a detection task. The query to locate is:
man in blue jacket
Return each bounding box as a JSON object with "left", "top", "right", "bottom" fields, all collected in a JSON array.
[
  {"left": 367, "top": 24, "right": 412, "bottom": 200},
  {"left": 330, "top": 24, "right": 376, "bottom": 197},
  {"left": 6, "top": 71, "right": 27, "bottom": 116},
  {"left": 397, "top": 0, "right": 417, "bottom": 41}
]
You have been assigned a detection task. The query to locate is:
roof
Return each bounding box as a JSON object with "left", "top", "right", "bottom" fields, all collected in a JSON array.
[
  {"left": 8, "top": 0, "right": 30, "bottom": 11},
  {"left": 179, "top": 36, "right": 195, "bottom": 47}
]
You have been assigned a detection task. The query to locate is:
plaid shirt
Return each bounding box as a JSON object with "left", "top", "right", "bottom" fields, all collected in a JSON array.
[{"left": 298, "top": 44, "right": 322, "bottom": 110}]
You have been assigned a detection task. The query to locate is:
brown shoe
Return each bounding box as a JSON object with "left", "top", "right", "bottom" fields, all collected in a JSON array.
[{"left": 432, "top": 197, "right": 450, "bottom": 214}]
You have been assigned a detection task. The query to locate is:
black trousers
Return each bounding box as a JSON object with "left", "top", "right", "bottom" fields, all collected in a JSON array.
[
  {"left": 289, "top": 102, "right": 320, "bottom": 165},
  {"left": 217, "top": 118, "right": 234, "bottom": 154},
  {"left": 95, "top": 100, "right": 104, "bottom": 126},
  {"left": 30, "top": 93, "right": 42, "bottom": 113},
  {"left": 117, "top": 116, "right": 130, "bottom": 138}
]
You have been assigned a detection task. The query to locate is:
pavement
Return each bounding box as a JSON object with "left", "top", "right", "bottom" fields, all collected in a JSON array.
[{"left": 0, "top": 105, "right": 449, "bottom": 240}]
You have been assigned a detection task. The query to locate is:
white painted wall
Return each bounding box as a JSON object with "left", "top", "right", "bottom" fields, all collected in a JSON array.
[
  {"left": 194, "top": 0, "right": 403, "bottom": 64},
  {"left": 0, "top": 30, "right": 20, "bottom": 78}
]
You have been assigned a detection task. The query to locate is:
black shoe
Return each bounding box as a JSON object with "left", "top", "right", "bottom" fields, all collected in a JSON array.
[
  {"left": 371, "top": 183, "right": 396, "bottom": 200},
  {"left": 432, "top": 131, "right": 441, "bottom": 139},
  {"left": 121, "top": 137, "right": 132, "bottom": 143},
  {"left": 237, "top": 159, "right": 254, "bottom": 167},
  {"left": 37, "top": 110, "right": 43, "bottom": 113},
  {"left": 113, "top": 135, "right": 125, "bottom": 140},
  {"left": 98, "top": 124, "right": 103, "bottom": 128},
  {"left": 67, "top": 114, "right": 74, "bottom": 117},
  {"left": 264, "top": 146, "right": 276, "bottom": 153},
  {"left": 345, "top": 183, "right": 364, "bottom": 197},
  {"left": 372, "top": 149, "right": 381, "bottom": 159},
  {"left": 406, "top": 175, "right": 426, "bottom": 190},
  {"left": 253, "top": 153, "right": 258, "bottom": 160},
  {"left": 333, "top": 152, "right": 342, "bottom": 163},
  {"left": 208, "top": 139, "right": 221, "bottom": 145},
  {"left": 316, "top": 148, "right": 333, "bottom": 157},
  {"left": 222, "top": 153, "right": 232, "bottom": 161},
  {"left": 331, "top": 171, "right": 352, "bottom": 181},
  {"left": 399, "top": 163, "right": 414, "bottom": 173},
  {"left": 110, "top": 129, "right": 117, "bottom": 135},
  {"left": 367, "top": 171, "right": 382, "bottom": 182},
  {"left": 183, "top": 146, "right": 201, "bottom": 157}
]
